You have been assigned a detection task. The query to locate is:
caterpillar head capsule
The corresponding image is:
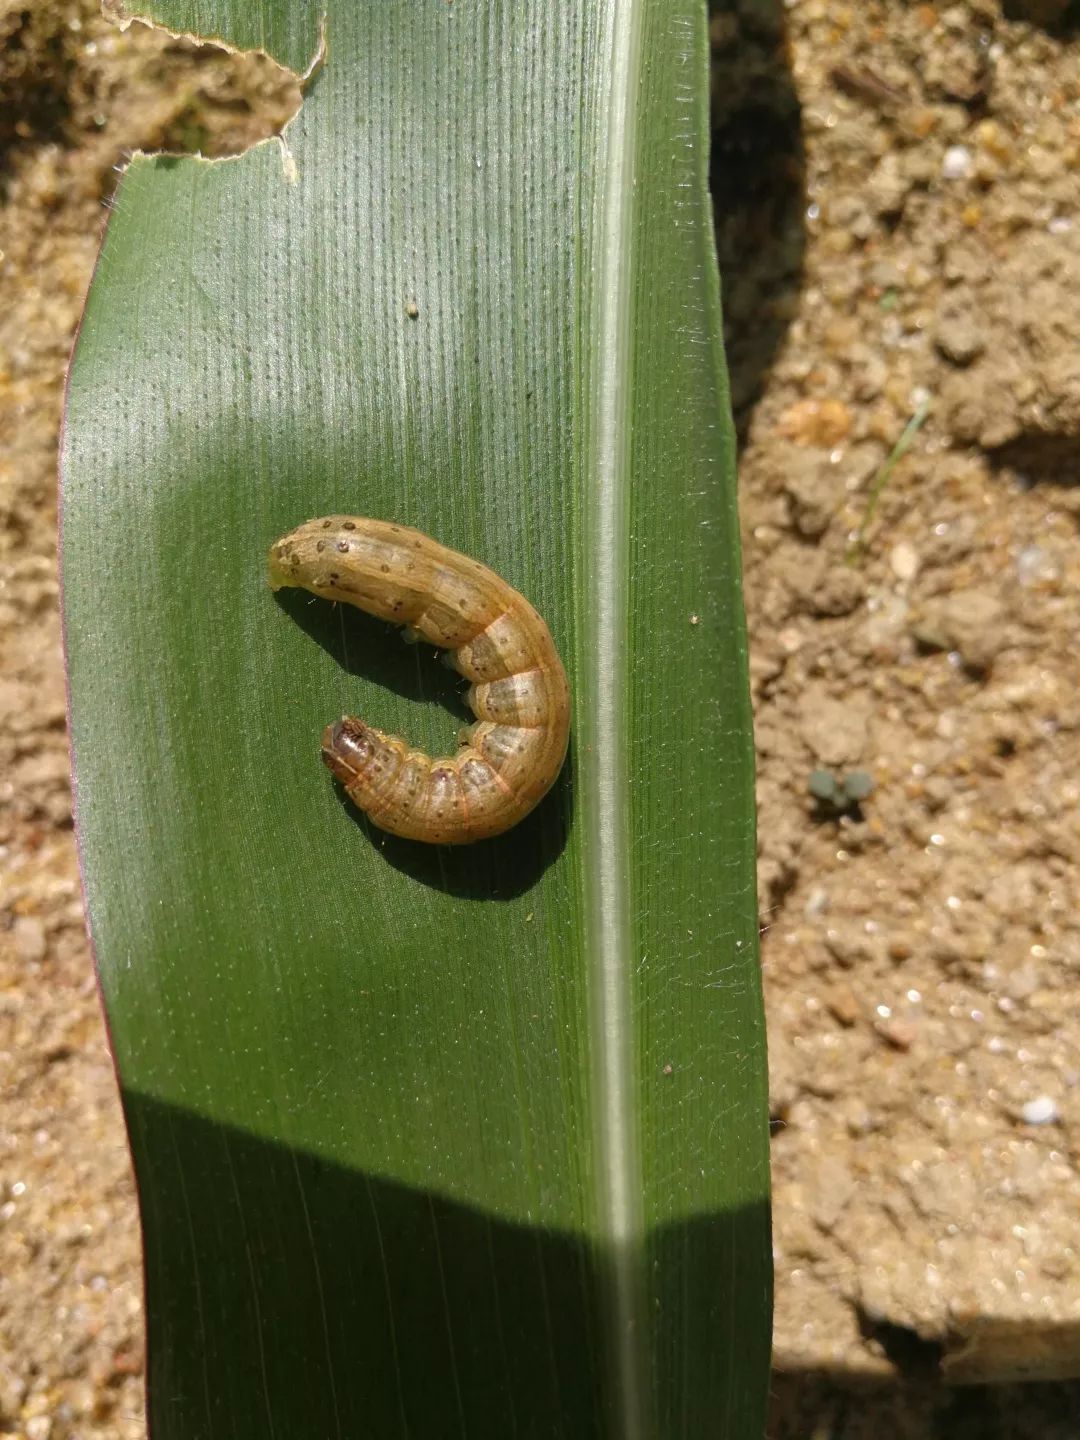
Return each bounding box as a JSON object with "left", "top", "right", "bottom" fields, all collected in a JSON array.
[{"left": 321, "top": 717, "right": 374, "bottom": 786}]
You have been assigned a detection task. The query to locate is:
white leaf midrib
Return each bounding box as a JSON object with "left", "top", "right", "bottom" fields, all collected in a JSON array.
[{"left": 586, "top": 2, "right": 647, "bottom": 1436}]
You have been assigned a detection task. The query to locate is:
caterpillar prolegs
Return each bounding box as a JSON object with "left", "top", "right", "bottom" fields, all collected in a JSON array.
[{"left": 268, "top": 517, "right": 570, "bottom": 845}]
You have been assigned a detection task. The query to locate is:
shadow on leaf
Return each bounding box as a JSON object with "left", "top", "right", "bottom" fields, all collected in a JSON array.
[{"left": 125, "top": 1091, "right": 771, "bottom": 1440}]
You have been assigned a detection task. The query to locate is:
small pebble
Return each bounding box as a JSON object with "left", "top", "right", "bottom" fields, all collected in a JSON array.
[
  {"left": 802, "top": 566, "right": 865, "bottom": 618},
  {"left": 875, "top": 1016, "right": 916, "bottom": 1051},
  {"left": 889, "top": 541, "right": 919, "bottom": 582},
  {"left": 1016, "top": 545, "right": 1062, "bottom": 588},
  {"left": 914, "top": 589, "right": 1005, "bottom": 673},
  {"left": 935, "top": 308, "right": 985, "bottom": 365},
  {"left": 777, "top": 397, "right": 853, "bottom": 448},
  {"left": 785, "top": 461, "right": 838, "bottom": 539},
  {"left": 942, "top": 145, "right": 973, "bottom": 180},
  {"left": 799, "top": 691, "right": 870, "bottom": 767},
  {"left": 1020, "top": 1096, "right": 1059, "bottom": 1126},
  {"left": 13, "top": 916, "right": 47, "bottom": 964},
  {"left": 826, "top": 985, "right": 860, "bottom": 1028},
  {"left": 804, "top": 885, "right": 829, "bottom": 918}
]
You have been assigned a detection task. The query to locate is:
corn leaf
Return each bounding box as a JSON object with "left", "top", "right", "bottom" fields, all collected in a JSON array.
[{"left": 61, "top": 2, "right": 771, "bottom": 1434}]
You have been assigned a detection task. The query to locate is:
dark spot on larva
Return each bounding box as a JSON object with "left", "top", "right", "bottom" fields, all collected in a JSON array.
[
  {"left": 342, "top": 520, "right": 356, "bottom": 531},
  {"left": 322, "top": 520, "right": 332, "bottom": 528},
  {"left": 458, "top": 598, "right": 467, "bottom": 609},
  {"left": 391, "top": 526, "right": 401, "bottom": 533},
  {"left": 316, "top": 540, "right": 326, "bottom": 552},
  {"left": 337, "top": 541, "right": 349, "bottom": 553},
  {"left": 380, "top": 563, "right": 390, "bottom": 573},
  {"left": 329, "top": 572, "right": 340, "bottom": 581},
  {"left": 392, "top": 600, "right": 403, "bottom": 612},
  {"left": 414, "top": 540, "right": 422, "bottom": 548}
]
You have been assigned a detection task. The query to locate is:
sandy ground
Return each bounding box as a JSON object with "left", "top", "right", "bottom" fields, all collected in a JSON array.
[{"left": 2, "top": 1, "right": 1080, "bottom": 1435}]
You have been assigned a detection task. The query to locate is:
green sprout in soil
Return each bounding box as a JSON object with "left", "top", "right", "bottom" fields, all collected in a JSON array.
[
  {"left": 809, "top": 768, "right": 875, "bottom": 814},
  {"left": 847, "top": 396, "right": 932, "bottom": 562}
]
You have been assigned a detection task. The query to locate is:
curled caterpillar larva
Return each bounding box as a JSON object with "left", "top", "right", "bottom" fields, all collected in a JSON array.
[{"left": 268, "top": 517, "right": 570, "bottom": 845}]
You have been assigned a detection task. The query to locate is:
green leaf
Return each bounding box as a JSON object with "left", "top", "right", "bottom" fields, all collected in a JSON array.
[{"left": 61, "top": 3, "right": 771, "bottom": 1436}]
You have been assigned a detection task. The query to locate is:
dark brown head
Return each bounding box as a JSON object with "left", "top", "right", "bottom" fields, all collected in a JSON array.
[{"left": 321, "top": 716, "right": 373, "bottom": 785}]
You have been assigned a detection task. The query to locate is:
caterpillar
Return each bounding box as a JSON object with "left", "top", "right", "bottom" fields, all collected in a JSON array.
[{"left": 268, "top": 517, "right": 571, "bottom": 845}]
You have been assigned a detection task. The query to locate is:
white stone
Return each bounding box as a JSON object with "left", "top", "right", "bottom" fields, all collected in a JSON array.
[
  {"left": 942, "top": 145, "right": 973, "bottom": 180},
  {"left": 889, "top": 541, "right": 919, "bottom": 582},
  {"left": 1020, "top": 1096, "right": 1059, "bottom": 1126}
]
